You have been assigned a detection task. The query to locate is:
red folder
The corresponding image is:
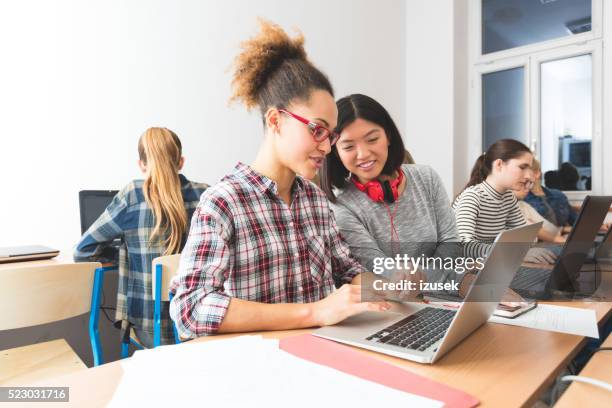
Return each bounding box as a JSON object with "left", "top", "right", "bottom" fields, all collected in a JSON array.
[{"left": 280, "top": 334, "right": 479, "bottom": 408}]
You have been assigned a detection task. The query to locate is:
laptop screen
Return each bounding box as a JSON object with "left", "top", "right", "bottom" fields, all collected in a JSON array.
[
  {"left": 79, "top": 190, "right": 119, "bottom": 234},
  {"left": 551, "top": 195, "right": 612, "bottom": 291}
]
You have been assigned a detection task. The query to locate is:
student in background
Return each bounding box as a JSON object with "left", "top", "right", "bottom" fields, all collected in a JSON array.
[
  {"left": 74, "top": 128, "right": 208, "bottom": 348},
  {"left": 453, "top": 139, "right": 556, "bottom": 263},
  {"left": 320, "top": 94, "right": 468, "bottom": 294},
  {"left": 169, "top": 20, "right": 390, "bottom": 339},
  {"left": 513, "top": 177, "right": 566, "bottom": 244},
  {"left": 524, "top": 158, "right": 577, "bottom": 231}
]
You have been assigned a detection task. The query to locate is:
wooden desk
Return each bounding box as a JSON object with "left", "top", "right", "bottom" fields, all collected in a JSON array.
[
  {"left": 31, "top": 301, "right": 611, "bottom": 407},
  {"left": 555, "top": 332, "right": 612, "bottom": 407}
]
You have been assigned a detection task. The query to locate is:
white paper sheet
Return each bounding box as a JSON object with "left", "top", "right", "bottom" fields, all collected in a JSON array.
[
  {"left": 110, "top": 335, "right": 443, "bottom": 408},
  {"left": 488, "top": 304, "right": 599, "bottom": 338}
]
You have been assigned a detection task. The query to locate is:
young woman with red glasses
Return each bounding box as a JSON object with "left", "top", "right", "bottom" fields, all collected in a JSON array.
[{"left": 169, "top": 20, "right": 390, "bottom": 338}]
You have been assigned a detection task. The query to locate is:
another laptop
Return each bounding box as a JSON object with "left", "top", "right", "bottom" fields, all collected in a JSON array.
[
  {"left": 0, "top": 245, "right": 60, "bottom": 263},
  {"left": 579, "top": 227, "right": 612, "bottom": 298},
  {"left": 313, "top": 223, "right": 540, "bottom": 364},
  {"left": 593, "top": 226, "right": 612, "bottom": 264},
  {"left": 78, "top": 190, "right": 119, "bottom": 234},
  {"left": 510, "top": 195, "right": 612, "bottom": 299}
]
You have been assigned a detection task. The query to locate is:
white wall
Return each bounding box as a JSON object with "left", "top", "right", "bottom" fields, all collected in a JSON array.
[
  {"left": 603, "top": 0, "right": 612, "bottom": 196},
  {"left": 0, "top": 0, "right": 407, "bottom": 251},
  {"left": 453, "top": 0, "right": 470, "bottom": 197},
  {"left": 405, "top": 0, "right": 456, "bottom": 196}
]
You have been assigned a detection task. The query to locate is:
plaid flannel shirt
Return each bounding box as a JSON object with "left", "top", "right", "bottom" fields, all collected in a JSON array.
[
  {"left": 169, "top": 163, "right": 366, "bottom": 338},
  {"left": 74, "top": 174, "right": 208, "bottom": 345}
]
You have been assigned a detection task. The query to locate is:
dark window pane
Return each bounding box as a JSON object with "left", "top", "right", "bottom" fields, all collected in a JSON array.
[
  {"left": 482, "top": 67, "right": 526, "bottom": 151},
  {"left": 483, "top": 0, "right": 592, "bottom": 54}
]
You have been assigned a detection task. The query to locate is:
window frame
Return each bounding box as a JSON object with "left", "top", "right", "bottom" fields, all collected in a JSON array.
[
  {"left": 468, "top": 0, "right": 604, "bottom": 200},
  {"left": 530, "top": 41, "right": 603, "bottom": 198},
  {"left": 469, "top": 55, "right": 530, "bottom": 168}
]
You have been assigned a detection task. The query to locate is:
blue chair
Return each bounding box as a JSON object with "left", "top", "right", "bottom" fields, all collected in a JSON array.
[
  {"left": 152, "top": 254, "right": 183, "bottom": 347},
  {"left": 119, "top": 322, "right": 145, "bottom": 359},
  {"left": 0, "top": 262, "right": 103, "bottom": 386},
  {"left": 102, "top": 255, "right": 182, "bottom": 358},
  {"left": 89, "top": 265, "right": 144, "bottom": 362},
  {"left": 88, "top": 265, "right": 141, "bottom": 365}
]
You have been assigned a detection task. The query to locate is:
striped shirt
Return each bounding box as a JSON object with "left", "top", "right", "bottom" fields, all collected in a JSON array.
[
  {"left": 169, "top": 163, "right": 366, "bottom": 338},
  {"left": 74, "top": 174, "right": 208, "bottom": 346},
  {"left": 452, "top": 181, "right": 526, "bottom": 258}
]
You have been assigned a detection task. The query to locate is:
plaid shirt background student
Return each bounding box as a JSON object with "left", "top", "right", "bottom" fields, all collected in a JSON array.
[
  {"left": 74, "top": 174, "right": 207, "bottom": 346},
  {"left": 169, "top": 163, "right": 367, "bottom": 338}
]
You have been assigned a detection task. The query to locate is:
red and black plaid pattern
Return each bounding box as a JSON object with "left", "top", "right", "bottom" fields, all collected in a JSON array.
[{"left": 169, "top": 163, "right": 365, "bottom": 337}]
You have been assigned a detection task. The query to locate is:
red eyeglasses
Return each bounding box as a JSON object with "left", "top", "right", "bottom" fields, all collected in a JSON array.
[{"left": 279, "top": 109, "right": 340, "bottom": 146}]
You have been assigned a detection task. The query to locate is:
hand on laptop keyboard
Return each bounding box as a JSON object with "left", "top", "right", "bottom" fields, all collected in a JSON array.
[
  {"left": 313, "top": 284, "right": 392, "bottom": 326},
  {"left": 524, "top": 247, "right": 557, "bottom": 264}
]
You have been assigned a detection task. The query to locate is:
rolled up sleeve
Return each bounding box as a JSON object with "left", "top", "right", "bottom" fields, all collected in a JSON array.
[{"left": 169, "top": 196, "right": 234, "bottom": 337}]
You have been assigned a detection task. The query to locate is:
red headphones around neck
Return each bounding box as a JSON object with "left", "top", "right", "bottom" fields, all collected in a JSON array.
[{"left": 351, "top": 170, "right": 404, "bottom": 203}]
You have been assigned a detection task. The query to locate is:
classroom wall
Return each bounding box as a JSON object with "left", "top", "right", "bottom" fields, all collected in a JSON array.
[
  {"left": 453, "top": 0, "right": 470, "bottom": 197},
  {"left": 3, "top": 2, "right": 609, "bottom": 260},
  {"left": 404, "top": 0, "right": 456, "bottom": 196},
  {"left": 603, "top": 1, "right": 612, "bottom": 196},
  {"left": 0, "top": 0, "right": 408, "bottom": 366},
  {"left": 0, "top": 0, "right": 407, "bottom": 251}
]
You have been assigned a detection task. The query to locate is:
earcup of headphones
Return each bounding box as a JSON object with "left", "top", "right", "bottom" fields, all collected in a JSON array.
[
  {"left": 351, "top": 170, "right": 403, "bottom": 203},
  {"left": 363, "top": 181, "right": 385, "bottom": 202}
]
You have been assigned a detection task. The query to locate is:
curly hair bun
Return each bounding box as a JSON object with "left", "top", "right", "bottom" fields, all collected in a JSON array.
[
  {"left": 230, "top": 18, "right": 333, "bottom": 117},
  {"left": 230, "top": 19, "right": 308, "bottom": 110}
]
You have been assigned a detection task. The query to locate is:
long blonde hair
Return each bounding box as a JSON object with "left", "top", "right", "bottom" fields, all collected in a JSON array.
[
  {"left": 531, "top": 158, "right": 544, "bottom": 194},
  {"left": 138, "top": 128, "right": 187, "bottom": 255}
]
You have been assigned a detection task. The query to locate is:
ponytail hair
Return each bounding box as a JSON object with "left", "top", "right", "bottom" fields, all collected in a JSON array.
[
  {"left": 138, "top": 128, "right": 187, "bottom": 255},
  {"left": 463, "top": 138, "right": 531, "bottom": 192}
]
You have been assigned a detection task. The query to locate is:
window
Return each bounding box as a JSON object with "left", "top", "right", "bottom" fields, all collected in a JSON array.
[
  {"left": 482, "top": 67, "right": 526, "bottom": 150},
  {"left": 540, "top": 54, "right": 592, "bottom": 191},
  {"left": 470, "top": 0, "right": 602, "bottom": 195},
  {"left": 482, "top": 0, "right": 592, "bottom": 55}
]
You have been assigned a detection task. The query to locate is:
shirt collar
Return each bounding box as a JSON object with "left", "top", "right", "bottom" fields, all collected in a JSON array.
[
  {"left": 481, "top": 180, "right": 504, "bottom": 200},
  {"left": 233, "top": 162, "right": 305, "bottom": 196},
  {"left": 178, "top": 173, "right": 189, "bottom": 187}
]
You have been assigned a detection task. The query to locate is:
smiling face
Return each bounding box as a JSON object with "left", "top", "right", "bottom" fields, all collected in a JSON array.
[
  {"left": 335, "top": 118, "right": 390, "bottom": 184},
  {"left": 270, "top": 89, "right": 337, "bottom": 180},
  {"left": 492, "top": 152, "right": 534, "bottom": 191}
]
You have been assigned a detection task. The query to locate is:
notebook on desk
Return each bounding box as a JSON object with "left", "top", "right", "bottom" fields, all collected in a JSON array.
[{"left": 0, "top": 245, "right": 59, "bottom": 263}]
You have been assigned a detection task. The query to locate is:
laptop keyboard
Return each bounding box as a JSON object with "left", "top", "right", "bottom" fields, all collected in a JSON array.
[
  {"left": 365, "top": 307, "right": 456, "bottom": 351},
  {"left": 510, "top": 266, "right": 551, "bottom": 289}
]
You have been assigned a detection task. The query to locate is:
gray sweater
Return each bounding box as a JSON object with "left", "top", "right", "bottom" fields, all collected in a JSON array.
[{"left": 332, "top": 164, "right": 461, "bottom": 283}]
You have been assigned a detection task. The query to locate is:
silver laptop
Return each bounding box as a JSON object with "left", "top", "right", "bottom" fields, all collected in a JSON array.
[
  {"left": 0, "top": 245, "right": 59, "bottom": 263},
  {"left": 313, "top": 223, "right": 541, "bottom": 364}
]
